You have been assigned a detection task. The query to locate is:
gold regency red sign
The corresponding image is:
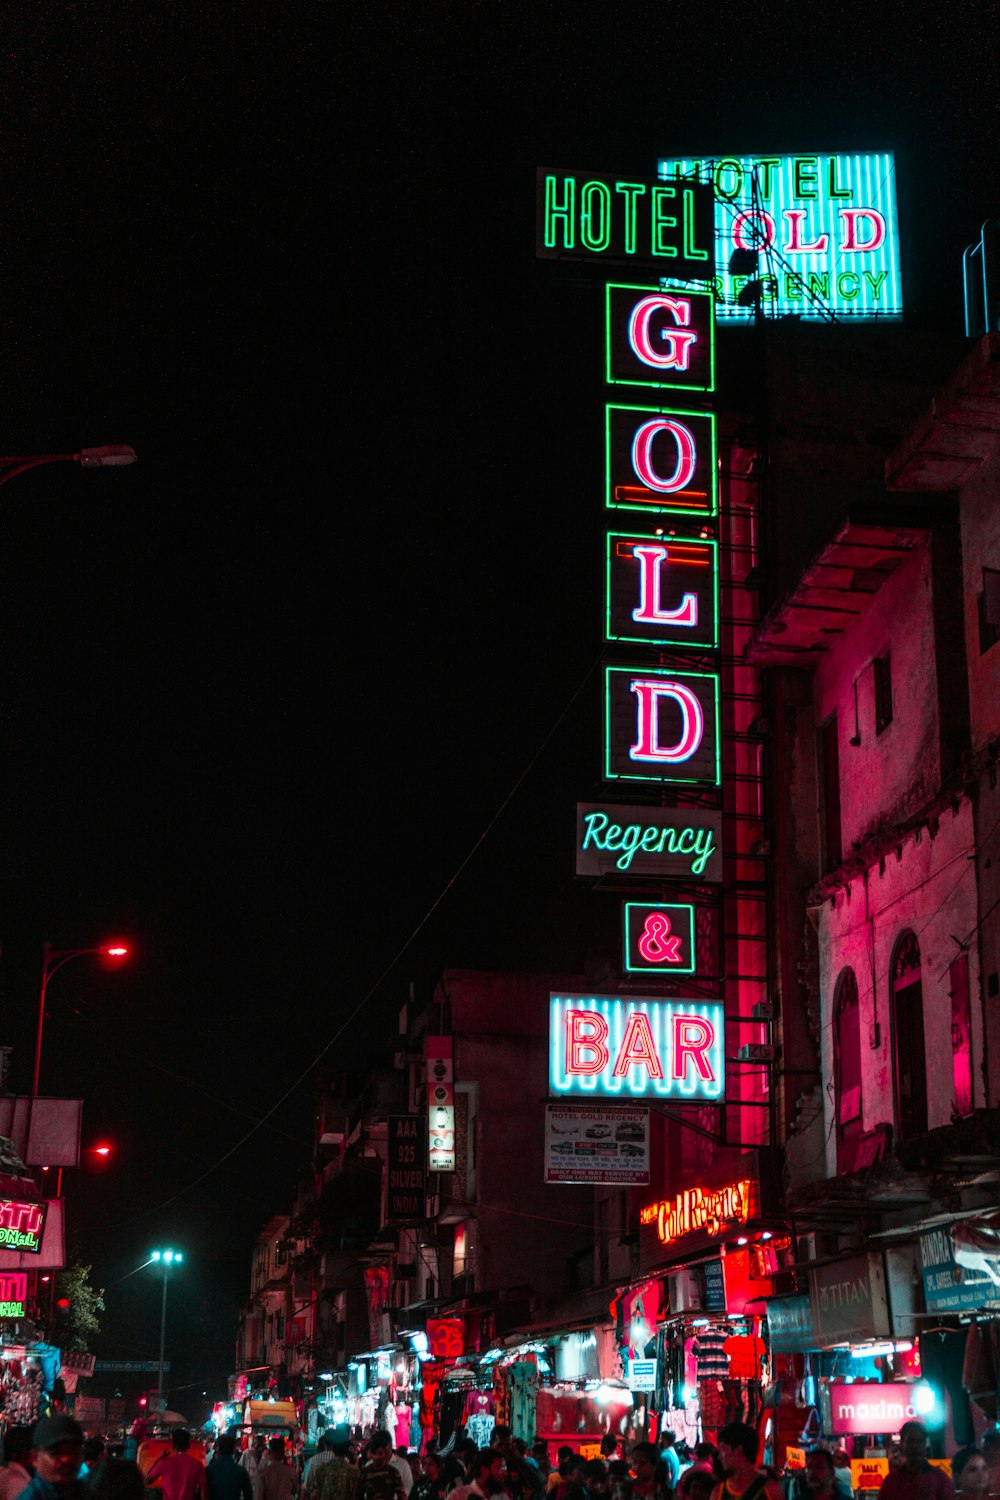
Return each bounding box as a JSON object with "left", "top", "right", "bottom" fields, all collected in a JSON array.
[{"left": 641, "top": 1177, "right": 751, "bottom": 1245}]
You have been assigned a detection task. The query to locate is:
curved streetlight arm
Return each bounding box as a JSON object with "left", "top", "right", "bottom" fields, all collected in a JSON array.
[
  {"left": 0, "top": 446, "right": 137, "bottom": 487},
  {"left": 33, "top": 942, "right": 123, "bottom": 1097}
]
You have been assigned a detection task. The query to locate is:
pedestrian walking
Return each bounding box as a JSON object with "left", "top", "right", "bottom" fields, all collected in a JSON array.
[
  {"left": 877, "top": 1425, "right": 955, "bottom": 1500},
  {"left": 207, "top": 1435, "right": 253, "bottom": 1500},
  {"left": 20, "top": 1417, "right": 87, "bottom": 1500},
  {"left": 0, "top": 1427, "right": 35, "bottom": 1500},
  {"left": 147, "top": 1431, "right": 208, "bottom": 1500},
  {"left": 254, "top": 1442, "right": 296, "bottom": 1500}
]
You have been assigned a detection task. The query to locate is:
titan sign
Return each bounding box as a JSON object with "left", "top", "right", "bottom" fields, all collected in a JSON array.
[
  {"left": 606, "top": 533, "right": 719, "bottom": 650},
  {"left": 549, "top": 994, "right": 725, "bottom": 1100},
  {"left": 575, "top": 803, "right": 722, "bottom": 881},
  {"left": 605, "top": 665, "right": 721, "bottom": 785},
  {"left": 657, "top": 151, "right": 902, "bottom": 321},
  {"left": 536, "top": 170, "right": 715, "bottom": 278}
]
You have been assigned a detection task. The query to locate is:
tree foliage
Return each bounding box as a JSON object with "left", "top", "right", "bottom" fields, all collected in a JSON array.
[{"left": 55, "top": 1262, "right": 105, "bottom": 1351}]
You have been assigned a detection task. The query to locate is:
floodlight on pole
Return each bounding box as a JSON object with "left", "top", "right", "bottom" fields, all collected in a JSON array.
[{"left": 150, "top": 1249, "right": 183, "bottom": 1415}]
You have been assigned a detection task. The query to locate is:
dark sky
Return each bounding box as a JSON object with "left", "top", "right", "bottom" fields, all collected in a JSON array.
[{"left": 0, "top": 0, "right": 995, "bottom": 1411}]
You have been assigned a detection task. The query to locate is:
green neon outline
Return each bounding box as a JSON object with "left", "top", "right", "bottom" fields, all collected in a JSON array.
[
  {"left": 604, "top": 530, "right": 720, "bottom": 650},
  {"left": 624, "top": 902, "right": 697, "bottom": 976},
  {"left": 605, "top": 403, "right": 718, "bottom": 518},
  {"left": 603, "top": 664, "right": 722, "bottom": 787},
  {"left": 604, "top": 283, "right": 716, "bottom": 392}
]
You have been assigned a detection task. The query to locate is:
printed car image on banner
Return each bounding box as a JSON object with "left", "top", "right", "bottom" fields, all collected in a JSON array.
[
  {"left": 536, "top": 170, "right": 715, "bottom": 278},
  {"left": 606, "top": 405, "right": 717, "bottom": 517},
  {"left": 605, "top": 284, "right": 715, "bottom": 392},
  {"left": 624, "top": 902, "right": 696, "bottom": 976},
  {"left": 606, "top": 533, "right": 719, "bottom": 650},
  {"left": 549, "top": 994, "right": 725, "bottom": 1100},
  {"left": 545, "top": 1104, "right": 650, "bottom": 1185},
  {"left": 657, "top": 152, "right": 902, "bottom": 321},
  {"left": 605, "top": 666, "right": 721, "bottom": 785}
]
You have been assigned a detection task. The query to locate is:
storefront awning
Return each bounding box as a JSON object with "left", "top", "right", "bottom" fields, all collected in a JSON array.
[{"left": 952, "top": 1210, "right": 1000, "bottom": 1286}]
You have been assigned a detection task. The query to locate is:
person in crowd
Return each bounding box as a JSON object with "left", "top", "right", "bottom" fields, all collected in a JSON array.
[
  {"left": 412, "top": 1454, "right": 449, "bottom": 1500},
  {"left": 830, "top": 1454, "right": 853, "bottom": 1500},
  {"left": 548, "top": 1458, "right": 574, "bottom": 1497},
  {"left": 599, "top": 1442, "right": 618, "bottom": 1468},
  {"left": 80, "top": 1440, "right": 106, "bottom": 1483},
  {"left": 530, "top": 1450, "right": 550, "bottom": 1484},
  {"left": 679, "top": 1447, "right": 719, "bottom": 1499},
  {"left": 242, "top": 1443, "right": 270, "bottom": 1485},
  {"left": 304, "top": 1439, "right": 337, "bottom": 1498},
  {"left": 87, "top": 1462, "right": 145, "bottom": 1500},
  {"left": 148, "top": 1430, "right": 208, "bottom": 1500},
  {"left": 980, "top": 1436, "right": 1000, "bottom": 1500},
  {"left": 952, "top": 1452, "right": 989, "bottom": 1500},
  {"left": 802, "top": 1451, "right": 837, "bottom": 1500},
  {"left": 254, "top": 1441, "right": 295, "bottom": 1500},
  {"left": 710, "top": 1424, "right": 782, "bottom": 1500},
  {"left": 585, "top": 1461, "right": 611, "bottom": 1499},
  {"left": 21, "top": 1417, "right": 87, "bottom": 1500},
  {"left": 553, "top": 1456, "right": 587, "bottom": 1500},
  {"left": 313, "top": 1433, "right": 358, "bottom": 1500},
  {"left": 0, "top": 1428, "right": 35, "bottom": 1500},
  {"left": 657, "top": 1436, "right": 680, "bottom": 1493},
  {"left": 877, "top": 1424, "right": 954, "bottom": 1500},
  {"left": 206, "top": 1435, "right": 253, "bottom": 1500},
  {"left": 361, "top": 1436, "right": 407, "bottom": 1500},
  {"left": 608, "top": 1463, "right": 631, "bottom": 1500},
  {"left": 685, "top": 1476, "right": 713, "bottom": 1500},
  {"left": 622, "top": 1445, "right": 670, "bottom": 1500},
  {"left": 393, "top": 1450, "right": 414, "bottom": 1499},
  {"left": 451, "top": 1451, "right": 508, "bottom": 1500}
]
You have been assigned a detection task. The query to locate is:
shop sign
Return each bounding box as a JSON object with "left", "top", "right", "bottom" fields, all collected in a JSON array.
[
  {"left": 851, "top": 1459, "right": 890, "bottom": 1491},
  {"left": 765, "top": 1292, "right": 815, "bottom": 1354},
  {"left": 809, "top": 1253, "right": 889, "bottom": 1346},
  {"left": 576, "top": 804, "right": 722, "bottom": 882},
  {"left": 426, "top": 1317, "right": 465, "bottom": 1360},
  {"left": 605, "top": 284, "right": 715, "bottom": 393},
  {"left": 386, "top": 1115, "right": 427, "bottom": 1221},
  {"left": 61, "top": 1348, "right": 96, "bottom": 1377},
  {"left": 606, "top": 534, "right": 719, "bottom": 652},
  {"left": 919, "top": 1225, "right": 995, "bottom": 1313},
  {"left": 606, "top": 405, "right": 718, "bottom": 519},
  {"left": 544, "top": 1104, "right": 650, "bottom": 1185},
  {"left": 785, "top": 1449, "right": 806, "bottom": 1471},
  {"left": 628, "top": 1357, "right": 657, "bottom": 1391},
  {"left": 0, "top": 1199, "right": 46, "bottom": 1253},
  {"left": 830, "top": 1382, "right": 917, "bottom": 1436},
  {"left": 549, "top": 995, "right": 724, "bottom": 1101},
  {"left": 657, "top": 152, "right": 902, "bottom": 322},
  {"left": 624, "top": 902, "right": 696, "bottom": 976},
  {"left": 74, "top": 1396, "right": 105, "bottom": 1423},
  {"left": 641, "top": 1177, "right": 752, "bottom": 1247},
  {"left": 536, "top": 170, "right": 715, "bottom": 277},
  {"left": 426, "top": 1037, "right": 455, "bottom": 1172},
  {"left": 703, "top": 1259, "right": 726, "bottom": 1312},
  {"left": 95, "top": 1360, "right": 170, "bottom": 1373},
  {"left": 605, "top": 666, "right": 721, "bottom": 786},
  {"left": 0, "top": 1272, "right": 27, "bottom": 1319}
]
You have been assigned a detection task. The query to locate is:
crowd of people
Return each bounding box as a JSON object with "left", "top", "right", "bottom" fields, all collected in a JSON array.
[{"left": 0, "top": 1413, "right": 999, "bottom": 1500}]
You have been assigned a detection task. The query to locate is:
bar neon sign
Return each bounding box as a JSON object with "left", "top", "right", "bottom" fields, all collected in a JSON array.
[
  {"left": 641, "top": 1177, "right": 752, "bottom": 1244},
  {"left": 0, "top": 1200, "right": 46, "bottom": 1253},
  {"left": 606, "top": 532, "right": 719, "bottom": 650},
  {"left": 657, "top": 151, "right": 902, "bottom": 321},
  {"left": 605, "top": 665, "right": 721, "bottom": 785},
  {"left": 549, "top": 995, "right": 724, "bottom": 1100},
  {"left": 606, "top": 404, "right": 717, "bottom": 517},
  {"left": 606, "top": 284, "right": 716, "bottom": 392}
]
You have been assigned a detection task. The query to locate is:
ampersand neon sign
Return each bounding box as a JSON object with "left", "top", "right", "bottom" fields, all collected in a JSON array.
[{"left": 637, "top": 911, "right": 683, "bottom": 964}]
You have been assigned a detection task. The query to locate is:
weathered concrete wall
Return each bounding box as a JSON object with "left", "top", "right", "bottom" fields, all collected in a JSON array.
[{"left": 959, "top": 459, "right": 1000, "bottom": 753}]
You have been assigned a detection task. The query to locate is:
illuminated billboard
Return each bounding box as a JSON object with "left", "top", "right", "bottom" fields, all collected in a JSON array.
[
  {"left": 549, "top": 994, "right": 724, "bottom": 1100},
  {"left": 0, "top": 1200, "right": 46, "bottom": 1254},
  {"left": 606, "top": 404, "right": 717, "bottom": 518},
  {"left": 606, "top": 532, "right": 719, "bottom": 650},
  {"left": 605, "top": 665, "right": 721, "bottom": 786},
  {"left": 536, "top": 170, "right": 715, "bottom": 277},
  {"left": 658, "top": 152, "right": 902, "bottom": 321},
  {"left": 605, "top": 284, "right": 715, "bottom": 392}
]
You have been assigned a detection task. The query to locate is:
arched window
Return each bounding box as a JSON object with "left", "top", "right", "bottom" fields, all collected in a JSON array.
[
  {"left": 834, "top": 968, "right": 862, "bottom": 1174},
  {"left": 891, "top": 930, "right": 928, "bottom": 1138}
]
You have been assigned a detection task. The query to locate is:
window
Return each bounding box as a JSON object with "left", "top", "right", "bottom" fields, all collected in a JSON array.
[
  {"left": 818, "top": 714, "right": 842, "bottom": 871},
  {"left": 834, "top": 968, "right": 862, "bottom": 1174},
  {"left": 891, "top": 931, "right": 928, "bottom": 1138},
  {"left": 980, "top": 568, "right": 1000, "bottom": 654},
  {"left": 874, "top": 655, "right": 893, "bottom": 735},
  {"left": 949, "top": 953, "right": 973, "bottom": 1116}
]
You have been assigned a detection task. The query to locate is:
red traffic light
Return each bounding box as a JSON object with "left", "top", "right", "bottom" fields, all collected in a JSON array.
[
  {"left": 138, "top": 1397, "right": 147, "bottom": 1408},
  {"left": 56, "top": 1298, "right": 71, "bottom": 1310}
]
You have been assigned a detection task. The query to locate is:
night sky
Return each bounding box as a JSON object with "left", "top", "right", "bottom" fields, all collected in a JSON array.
[{"left": 0, "top": 0, "right": 995, "bottom": 1414}]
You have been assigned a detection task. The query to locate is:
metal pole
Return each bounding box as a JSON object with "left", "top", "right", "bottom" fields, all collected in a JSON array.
[
  {"left": 157, "top": 1263, "right": 169, "bottom": 1416},
  {"left": 32, "top": 942, "right": 51, "bottom": 1097}
]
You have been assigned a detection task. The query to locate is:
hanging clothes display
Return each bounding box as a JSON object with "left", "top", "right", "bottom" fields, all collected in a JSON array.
[
  {"left": 693, "top": 1328, "right": 731, "bottom": 1380},
  {"left": 507, "top": 1360, "right": 539, "bottom": 1445}
]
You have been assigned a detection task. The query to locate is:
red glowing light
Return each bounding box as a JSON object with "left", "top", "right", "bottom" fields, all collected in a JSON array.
[
  {"left": 56, "top": 1297, "right": 71, "bottom": 1309},
  {"left": 103, "top": 945, "right": 129, "bottom": 958},
  {"left": 94, "top": 1146, "right": 112, "bottom": 1157}
]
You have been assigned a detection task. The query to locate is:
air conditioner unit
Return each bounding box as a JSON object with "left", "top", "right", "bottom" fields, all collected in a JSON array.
[
  {"left": 736, "top": 1043, "right": 774, "bottom": 1063},
  {"left": 667, "top": 1267, "right": 703, "bottom": 1313},
  {"left": 751, "top": 1002, "right": 773, "bottom": 1022}
]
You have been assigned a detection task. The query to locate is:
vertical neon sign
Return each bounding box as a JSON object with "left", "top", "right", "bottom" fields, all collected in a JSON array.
[
  {"left": 606, "top": 533, "right": 719, "bottom": 649},
  {"left": 606, "top": 404, "right": 717, "bottom": 517},
  {"left": 606, "top": 284, "right": 716, "bottom": 392},
  {"left": 605, "top": 665, "right": 721, "bottom": 785}
]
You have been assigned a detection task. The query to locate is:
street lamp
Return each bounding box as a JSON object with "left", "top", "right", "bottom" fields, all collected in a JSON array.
[
  {"left": 33, "top": 940, "right": 131, "bottom": 1097},
  {"left": 0, "top": 446, "right": 137, "bottom": 487},
  {"left": 151, "top": 1249, "right": 184, "bottom": 1418}
]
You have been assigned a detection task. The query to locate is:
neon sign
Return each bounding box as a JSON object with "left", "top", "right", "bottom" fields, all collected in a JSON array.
[
  {"left": 606, "top": 532, "right": 719, "bottom": 649},
  {"left": 549, "top": 994, "right": 724, "bottom": 1100},
  {"left": 0, "top": 1273, "right": 27, "bottom": 1319},
  {"left": 657, "top": 152, "right": 902, "bottom": 321},
  {"left": 536, "top": 170, "right": 715, "bottom": 277},
  {"left": 640, "top": 1178, "right": 751, "bottom": 1244},
  {"left": 605, "top": 666, "right": 720, "bottom": 785},
  {"left": 576, "top": 804, "right": 722, "bottom": 881},
  {"left": 607, "top": 404, "right": 717, "bottom": 517},
  {"left": 606, "top": 284, "right": 715, "bottom": 392},
  {"left": 0, "top": 1200, "right": 46, "bottom": 1253},
  {"left": 624, "top": 902, "right": 696, "bottom": 975}
]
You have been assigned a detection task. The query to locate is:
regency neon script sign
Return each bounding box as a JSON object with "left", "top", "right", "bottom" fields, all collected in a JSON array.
[
  {"left": 0, "top": 1200, "right": 47, "bottom": 1253},
  {"left": 575, "top": 804, "right": 722, "bottom": 881},
  {"left": 641, "top": 1178, "right": 752, "bottom": 1245},
  {"left": 657, "top": 151, "right": 902, "bottom": 321},
  {"left": 549, "top": 995, "right": 724, "bottom": 1100}
]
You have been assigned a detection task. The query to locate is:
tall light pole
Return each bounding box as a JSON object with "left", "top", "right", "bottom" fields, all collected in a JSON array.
[
  {"left": 151, "top": 1249, "right": 183, "bottom": 1417},
  {"left": 33, "top": 941, "right": 130, "bottom": 1097},
  {"left": 0, "top": 445, "right": 137, "bottom": 487}
]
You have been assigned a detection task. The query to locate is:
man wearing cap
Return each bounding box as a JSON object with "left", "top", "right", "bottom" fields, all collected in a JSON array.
[{"left": 20, "top": 1416, "right": 85, "bottom": 1500}]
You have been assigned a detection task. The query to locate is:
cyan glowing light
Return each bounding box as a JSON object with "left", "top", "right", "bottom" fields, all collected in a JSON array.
[{"left": 657, "top": 152, "right": 902, "bottom": 322}]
